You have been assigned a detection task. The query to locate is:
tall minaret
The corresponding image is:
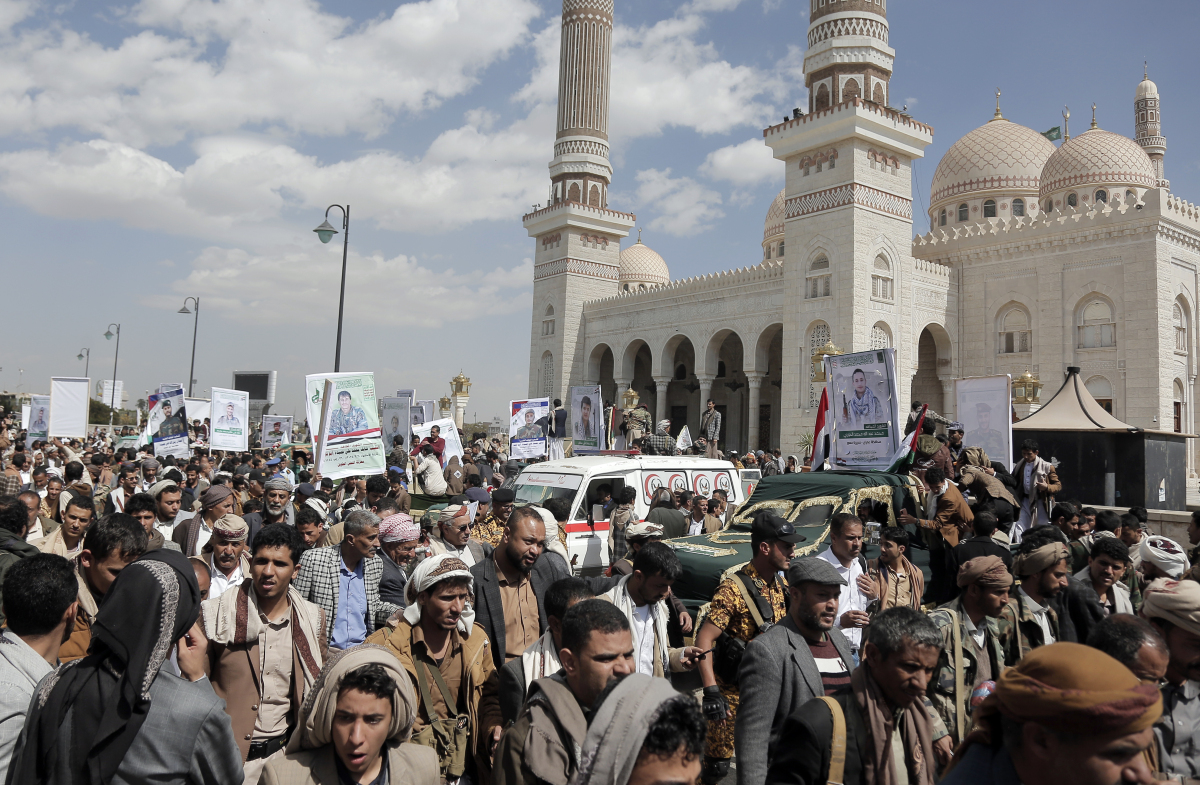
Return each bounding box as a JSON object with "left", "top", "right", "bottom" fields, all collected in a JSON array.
[
  {"left": 804, "top": 0, "right": 894, "bottom": 111},
  {"left": 1135, "top": 65, "right": 1168, "bottom": 188},
  {"left": 524, "top": 0, "right": 635, "bottom": 402}
]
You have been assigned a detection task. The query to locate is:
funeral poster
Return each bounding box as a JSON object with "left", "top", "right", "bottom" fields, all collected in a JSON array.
[
  {"left": 149, "top": 387, "right": 190, "bottom": 459},
  {"left": 381, "top": 395, "right": 413, "bottom": 455},
  {"left": 261, "top": 415, "right": 293, "bottom": 451},
  {"left": 510, "top": 398, "right": 549, "bottom": 459},
  {"left": 314, "top": 373, "right": 386, "bottom": 480},
  {"left": 570, "top": 385, "right": 602, "bottom": 452},
  {"left": 26, "top": 395, "right": 49, "bottom": 449},
  {"left": 826, "top": 348, "right": 900, "bottom": 469},
  {"left": 209, "top": 387, "right": 249, "bottom": 451},
  {"left": 955, "top": 375, "right": 1013, "bottom": 470}
]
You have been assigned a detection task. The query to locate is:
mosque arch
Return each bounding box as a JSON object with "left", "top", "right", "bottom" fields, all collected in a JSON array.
[
  {"left": 702, "top": 328, "right": 746, "bottom": 378},
  {"left": 815, "top": 84, "right": 830, "bottom": 111},
  {"left": 657, "top": 333, "right": 698, "bottom": 380},
  {"left": 568, "top": 183, "right": 581, "bottom": 202},
  {"left": 751, "top": 323, "right": 785, "bottom": 376},
  {"left": 619, "top": 338, "right": 652, "bottom": 383},
  {"left": 842, "top": 78, "right": 861, "bottom": 102},
  {"left": 912, "top": 323, "right": 953, "bottom": 417}
]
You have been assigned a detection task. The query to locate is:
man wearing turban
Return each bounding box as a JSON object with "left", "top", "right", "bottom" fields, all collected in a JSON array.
[
  {"left": 998, "top": 534, "right": 1071, "bottom": 660},
  {"left": 928, "top": 556, "right": 1015, "bottom": 744},
  {"left": 1143, "top": 578, "right": 1200, "bottom": 779},
  {"left": 645, "top": 419, "right": 678, "bottom": 456},
  {"left": 940, "top": 643, "right": 1162, "bottom": 785},
  {"left": 172, "top": 482, "right": 259, "bottom": 557}
]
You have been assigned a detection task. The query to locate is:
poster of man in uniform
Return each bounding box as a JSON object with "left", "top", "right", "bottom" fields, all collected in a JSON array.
[
  {"left": 148, "top": 388, "right": 189, "bottom": 459},
  {"left": 826, "top": 349, "right": 900, "bottom": 469},
  {"left": 510, "top": 398, "right": 549, "bottom": 459},
  {"left": 313, "top": 373, "right": 386, "bottom": 480},
  {"left": 956, "top": 375, "right": 1013, "bottom": 470},
  {"left": 381, "top": 396, "right": 413, "bottom": 455},
  {"left": 261, "top": 415, "right": 293, "bottom": 451},
  {"left": 306, "top": 371, "right": 370, "bottom": 451},
  {"left": 570, "top": 385, "right": 602, "bottom": 452},
  {"left": 26, "top": 395, "right": 49, "bottom": 449},
  {"left": 209, "top": 387, "right": 249, "bottom": 451}
]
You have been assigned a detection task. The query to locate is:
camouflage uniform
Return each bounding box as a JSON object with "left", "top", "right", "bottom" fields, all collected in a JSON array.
[
  {"left": 997, "top": 591, "right": 1059, "bottom": 662},
  {"left": 928, "top": 597, "right": 1014, "bottom": 743},
  {"left": 474, "top": 513, "right": 506, "bottom": 548},
  {"left": 702, "top": 562, "right": 786, "bottom": 760}
]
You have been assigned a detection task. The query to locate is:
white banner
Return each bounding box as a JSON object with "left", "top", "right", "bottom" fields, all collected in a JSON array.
[
  {"left": 413, "top": 417, "right": 464, "bottom": 469},
  {"left": 677, "top": 424, "right": 693, "bottom": 451},
  {"left": 381, "top": 396, "right": 413, "bottom": 455},
  {"left": 261, "top": 415, "right": 293, "bottom": 451},
  {"left": 20, "top": 404, "right": 29, "bottom": 430},
  {"left": 26, "top": 396, "right": 49, "bottom": 448},
  {"left": 955, "top": 375, "right": 1014, "bottom": 471},
  {"left": 49, "top": 377, "right": 90, "bottom": 438},
  {"left": 209, "top": 387, "right": 249, "bottom": 451},
  {"left": 570, "top": 385, "right": 602, "bottom": 452},
  {"left": 99, "top": 380, "right": 124, "bottom": 408},
  {"left": 510, "top": 398, "right": 549, "bottom": 459},
  {"left": 827, "top": 348, "right": 901, "bottom": 469}
]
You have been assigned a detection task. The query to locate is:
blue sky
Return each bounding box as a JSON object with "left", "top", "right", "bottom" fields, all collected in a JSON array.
[{"left": 2, "top": 0, "right": 1196, "bottom": 424}]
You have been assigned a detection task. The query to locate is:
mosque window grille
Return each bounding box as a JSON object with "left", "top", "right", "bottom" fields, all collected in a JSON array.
[
  {"left": 806, "top": 256, "right": 831, "bottom": 299},
  {"left": 808, "top": 323, "right": 831, "bottom": 408},
  {"left": 871, "top": 325, "right": 891, "bottom": 350},
  {"left": 983, "top": 199, "right": 997, "bottom": 218},
  {"left": 1094, "top": 189, "right": 1107, "bottom": 204},
  {"left": 541, "top": 353, "right": 555, "bottom": 398},
  {"left": 957, "top": 203, "right": 969, "bottom": 222},
  {"left": 998, "top": 308, "right": 1032, "bottom": 354},
  {"left": 542, "top": 305, "right": 555, "bottom": 337},
  {"left": 1012, "top": 198, "right": 1025, "bottom": 217},
  {"left": 938, "top": 208, "right": 947, "bottom": 227},
  {"left": 777, "top": 240, "right": 785, "bottom": 258},
  {"left": 1077, "top": 299, "right": 1116, "bottom": 349},
  {"left": 871, "top": 256, "right": 893, "bottom": 301}
]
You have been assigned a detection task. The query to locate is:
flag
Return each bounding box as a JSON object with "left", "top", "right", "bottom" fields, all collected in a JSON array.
[
  {"left": 886, "top": 405, "right": 927, "bottom": 473},
  {"left": 810, "top": 387, "right": 831, "bottom": 471},
  {"left": 1041, "top": 126, "right": 1062, "bottom": 141},
  {"left": 677, "top": 425, "right": 693, "bottom": 451}
]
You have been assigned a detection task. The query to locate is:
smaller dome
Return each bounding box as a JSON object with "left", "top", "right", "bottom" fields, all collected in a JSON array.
[
  {"left": 764, "top": 188, "right": 785, "bottom": 243},
  {"left": 619, "top": 236, "right": 669, "bottom": 289},
  {"left": 1039, "top": 128, "right": 1156, "bottom": 198},
  {"left": 929, "top": 118, "right": 1055, "bottom": 209},
  {"left": 1136, "top": 74, "right": 1159, "bottom": 100}
]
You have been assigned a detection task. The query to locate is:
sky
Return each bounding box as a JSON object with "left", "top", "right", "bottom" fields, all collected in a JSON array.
[{"left": 2, "top": 0, "right": 1197, "bottom": 424}]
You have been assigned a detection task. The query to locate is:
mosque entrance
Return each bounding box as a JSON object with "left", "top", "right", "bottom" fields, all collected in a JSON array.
[{"left": 910, "top": 327, "right": 944, "bottom": 416}]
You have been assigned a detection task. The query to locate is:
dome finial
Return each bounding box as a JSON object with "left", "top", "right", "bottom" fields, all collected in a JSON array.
[
  {"left": 993, "top": 87, "right": 1003, "bottom": 120},
  {"left": 1144, "top": 59, "right": 1148, "bottom": 80},
  {"left": 636, "top": 227, "right": 643, "bottom": 244},
  {"left": 1063, "top": 106, "right": 1070, "bottom": 141},
  {"left": 1090, "top": 103, "right": 1098, "bottom": 130}
]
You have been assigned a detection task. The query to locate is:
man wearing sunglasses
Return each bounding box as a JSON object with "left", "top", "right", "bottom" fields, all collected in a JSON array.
[{"left": 429, "top": 503, "right": 492, "bottom": 566}]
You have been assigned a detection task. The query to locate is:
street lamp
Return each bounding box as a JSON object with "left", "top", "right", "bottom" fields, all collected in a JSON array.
[
  {"left": 104, "top": 324, "right": 121, "bottom": 428},
  {"left": 178, "top": 297, "right": 200, "bottom": 395},
  {"left": 77, "top": 348, "right": 90, "bottom": 379},
  {"left": 313, "top": 204, "right": 350, "bottom": 372}
]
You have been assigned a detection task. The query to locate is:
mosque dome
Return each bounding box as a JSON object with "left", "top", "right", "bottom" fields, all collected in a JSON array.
[
  {"left": 762, "top": 188, "right": 785, "bottom": 261},
  {"left": 1136, "top": 76, "right": 1159, "bottom": 100},
  {"left": 1039, "top": 128, "right": 1157, "bottom": 207},
  {"left": 928, "top": 117, "right": 1055, "bottom": 222},
  {"left": 619, "top": 236, "right": 669, "bottom": 291}
]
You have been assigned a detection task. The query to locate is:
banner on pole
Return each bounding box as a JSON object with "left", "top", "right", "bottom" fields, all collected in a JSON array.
[
  {"left": 50, "top": 377, "right": 90, "bottom": 439},
  {"left": 209, "top": 387, "right": 249, "bottom": 451}
]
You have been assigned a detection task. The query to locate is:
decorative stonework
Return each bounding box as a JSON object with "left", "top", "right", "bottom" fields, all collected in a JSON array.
[
  {"left": 535, "top": 258, "right": 620, "bottom": 282},
  {"left": 808, "top": 16, "right": 888, "bottom": 47},
  {"left": 786, "top": 183, "right": 912, "bottom": 220},
  {"left": 554, "top": 139, "right": 611, "bottom": 159}
]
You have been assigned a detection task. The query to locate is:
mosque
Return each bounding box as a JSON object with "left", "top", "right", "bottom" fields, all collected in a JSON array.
[{"left": 525, "top": 0, "right": 1200, "bottom": 470}]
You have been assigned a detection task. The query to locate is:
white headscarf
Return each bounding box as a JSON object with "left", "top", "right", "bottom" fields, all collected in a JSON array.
[
  {"left": 401, "top": 553, "right": 476, "bottom": 636},
  {"left": 1139, "top": 535, "right": 1191, "bottom": 579}
]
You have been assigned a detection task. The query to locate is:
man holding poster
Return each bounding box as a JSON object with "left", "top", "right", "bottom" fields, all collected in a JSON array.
[
  {"left": 827, "top": 349, "right": 900, "bottom": 469},
  {"left": 26, "top": 397, "right": 49, "bottom": 449},
  {"left": 509, "top": 398, "right": 549, "bottom": 459},
  {"left": 209, "top": 387, "right": 248, "bottom": 451},
  {"left": 146, "top": 389, "right": 189, "bottom": 459}
]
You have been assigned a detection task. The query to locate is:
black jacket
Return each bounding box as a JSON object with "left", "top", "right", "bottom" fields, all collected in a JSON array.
[
  {"left": 946, "top": 536, "right": 1014, "bottom": 599},
  {"left": 766, "top": 688, "right": 868, "bottom": 785},
  {"left": 378, "top": 549, "right": 408, "bottom": 608}
]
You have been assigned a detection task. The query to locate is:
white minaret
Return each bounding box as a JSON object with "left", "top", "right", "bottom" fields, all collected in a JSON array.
[
  {"left": 524, "top": 0, "right": 635, "bottom": 402},
  {"left": 1135, "top": 65, "right": 1168, "bottom": 188}
]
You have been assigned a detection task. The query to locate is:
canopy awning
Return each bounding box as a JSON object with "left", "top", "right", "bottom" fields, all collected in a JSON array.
[{"left": 1013, "top": 367, "right": 1139, "bottom": 432}]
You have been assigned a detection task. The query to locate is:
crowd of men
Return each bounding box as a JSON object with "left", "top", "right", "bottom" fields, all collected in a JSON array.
[{"left": 0, "top": 406, "right": 1198, "bottom": 785}]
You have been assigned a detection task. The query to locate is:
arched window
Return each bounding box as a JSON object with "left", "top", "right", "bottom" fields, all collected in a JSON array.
[
  {"left": 842, "top": 78, "right": 860, "bottom": 102},
  {"left": 983, "top": 199, "right": 997, "bottom": 218},
  {"left": 1067, "top": 192, "right": 1078, "bottom": 208},
  {"left": 588, "top": 185, "right": 601, "bottom": 207},
  {"left": 871, "top": 324, "right": 891, "bottom": 349},
  {"left": 815, "top": 84, "right": 830, "bottom": 111},
  {"left": 1086, "top": 376, "right": 1114, "bottom": 414},
  {"left": 777, "top": 240, "right": 785, "bottom": 258},
  {"left": 1175, "top": 380, "right": 1185, "bottom": 433},
  {"left": 1126, "top": 190, "right": 1136, "bottom": 202},
  {"left": 1078, "top": 299, "right": 1116, "bottom": 349},
  {"left": 872, "top": 83, "right": 885, "bottom": 104},
  {"left": 998, "top": 307, "right": 1031, "bottom": 353},
  {"left": 541, "top": 352, "right": 555, "bottom": 398},
  {"left": 808, "top": 323, "right": 831, "bottom": 408},
  {"left": 675, "top": 364, "right": 687, "bottom": 381},
  {"left": 1095, "top": 189, "right": 1107, "bottom": 203},
  {"left": 1012, "top": 198, "right": 1025, "bottom": 217},
  {"left": 568, "top": 183, "right": 581, "bottom": 202},
  {"left": 957, "top": 203, "right": 969, "bottom": 222},
  {"left": 542, "top": 305, "right": 555, "bottom": 336},
  {"left": 765, "top": 245, "right": 772, "bottom": 259},
  {"left": 623, "top": 283, "right": 630, "bottom": 292},
  {"left": 1045, "top": 199, "right": 1054, "bottom": 214},
  {"left": 939, "top": 208, "right": 947, "bottom": 226},
  {"left": 871, "top": 255, "right": 893, "bottom": 301},
  {"left": 806, "top": 256, "right": 831, "bottom": 299},
  {"left": 1175, "top": 303, "right": 1188, "bottom": 353}
]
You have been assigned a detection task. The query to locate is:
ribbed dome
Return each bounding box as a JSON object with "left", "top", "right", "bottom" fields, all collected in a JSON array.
[
  {"left": 763, "top": 188, "right": 785, "bottom": 243},
  {"left": 929, "top": 118, "right": 1056, "bottom": 208},
  {"left": 619, "top": 238, "right": 669, "bottom": 288},
  {"left": 1039, "top": 129, "right": 1156, "bottom": 198},
  {"left": 1136, "top": 76, "right": 1159, "bottom": 100}
]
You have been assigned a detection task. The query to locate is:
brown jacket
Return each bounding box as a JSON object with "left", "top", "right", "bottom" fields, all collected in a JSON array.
[
  {"left": 957, "top": 465, "right": 1017, "bottom": 507},
  {"left": 909, "top": 436, "right": 956, "bottom": 490},
  {"left": 59, "top": 569, "right": 100, "bottom": 662},
  {"left": 204, "top": 584, "right": 328, "bottom": 762},
  {"left": 917, "top": 482, "right": 973, "bottom": 548},
  {"left": 260, "top": 742, "right": 439, "bottom": 785}
]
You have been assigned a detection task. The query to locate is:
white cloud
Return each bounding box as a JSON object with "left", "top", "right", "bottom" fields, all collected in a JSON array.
[
  {"left": 700, "top": 138, "right": 780, "bottom": 186},
  {"left": 0, "top": 0, "right": 541, "bottom": 146},
  {"left": 630, "top": 168, "right": 724, "bottom": 236}
]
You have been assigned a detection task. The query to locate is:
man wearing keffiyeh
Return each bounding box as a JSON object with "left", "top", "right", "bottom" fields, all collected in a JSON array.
[{"left": 644, "top": 420, "right": 678, "bottom": 456}]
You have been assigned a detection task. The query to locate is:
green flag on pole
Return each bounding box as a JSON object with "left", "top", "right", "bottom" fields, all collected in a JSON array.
[{"left": 1041, "top": 126, "right": 1062, "bottom": 141}]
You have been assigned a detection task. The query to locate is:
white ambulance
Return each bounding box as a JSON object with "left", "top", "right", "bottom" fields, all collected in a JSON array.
[{"left": 510, "top": 456, "right": 746, "bottom": 574}]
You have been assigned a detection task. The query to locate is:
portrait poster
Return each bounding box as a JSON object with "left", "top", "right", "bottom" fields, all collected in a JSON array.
[
  {"left": 261, "top": 415, "right": 293, "bottom": 451},
  {"left": 956, "top": 375, "right": 1013, "bottom": 471},
  {"left": 27, "top": 395, "right": 50, "bottom": 448},
  {"left": 314, "top": 373, "right": 386, "bottom": 480},
  {"left": 49, "top": 377, "right": 89, "bottom": 439},
  {"left": 826, "top": 349, "right": 900, "bottom": 469},
  {"left": 413, "top": 418, "right": 463, "bottom": 469},
  {"left": 570, "top": 385, "right": 602, "bottom": 452},
  {"left": 148, "top": 387, "right": 189, "bottom": 459},
  {"left": 305, "top": 372, "right": 367, "bottom": 451},
  {"left": 205, "top": 388, "right": 247, "bottom": 451},
  {"left": 381, "top": 396, "right": 413, "bottom": 455},
  {"left": 417, "top": 400, "right": 435, "bottom": 424},
  {"left": 409, "top": 405, "right": 426, "bottom": 429},
  {"left": 510, "top": 398, "right": 549, "bottom": 459}
]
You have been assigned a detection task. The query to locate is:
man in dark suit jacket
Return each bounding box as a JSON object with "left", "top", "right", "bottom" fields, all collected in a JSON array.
[
  {"left": 735, "top": 557, "right": 856, "bottom": 785},
  {"left": 945, "top": 511, "right": 1013, "bottom": 600}
]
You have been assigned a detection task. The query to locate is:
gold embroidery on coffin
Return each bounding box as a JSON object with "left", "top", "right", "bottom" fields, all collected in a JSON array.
[{"left": 731, "top": 499, "right": 795, "bottom": 525}]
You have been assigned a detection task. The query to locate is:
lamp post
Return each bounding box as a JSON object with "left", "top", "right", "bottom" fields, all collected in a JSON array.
[
  {"left": 178, "top": 297, "right": 200, "bottom": 395},
  {"left": 104, "top": 324, "right": 121, "bottom": 428},
  {"left": 77, "top": 348, "right": 90, "bottom": 379},
  {"left": 313, "top": 205, "right": 350, "bottom": 372}
]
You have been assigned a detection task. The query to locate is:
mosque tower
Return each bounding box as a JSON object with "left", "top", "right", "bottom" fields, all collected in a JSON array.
[
  {"left": 765, "top": 0, "right": 934, "bottom": 446},
  {"left": 524, "top": 0, "right": 636, "bottom": 402},
  {"left": 1134, "top": 66, "right": 1168, "bottom": 188}
]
